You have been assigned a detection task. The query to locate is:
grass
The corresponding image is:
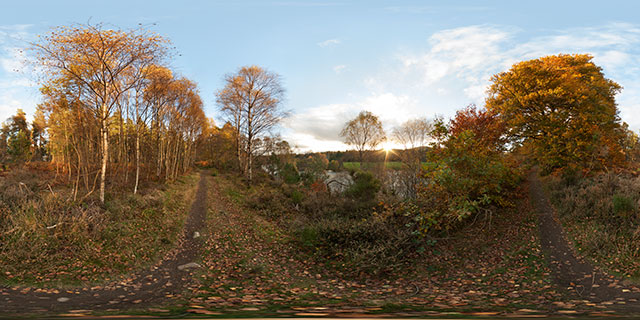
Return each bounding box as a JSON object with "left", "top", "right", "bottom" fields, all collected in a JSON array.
[
  {"left": 175, "top": 173, "right": 577, "bottom": 318},
  {"left": 343, "top": 161, "right": 404, "bottom": 170},
  {"left": 0, "top": 168, "right": 199, "bottom": 287},
  {"left": 342, "top": 161, "right": 434, "bottom": 171},
  {"left": 547, "top": 172, "right": 640, "bottom": 281}
]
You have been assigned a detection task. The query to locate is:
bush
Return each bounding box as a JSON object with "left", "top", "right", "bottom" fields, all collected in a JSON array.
[
  {"left": 418, "top": 128, "right": 520, "bottom": 234},
  {"left": 290, "top": 189, "right": 305, "bottom": 205},
  {"left": 613, "top": 194, "right": 636, "bottom": 218},
  {"left": 327, "top": 160, "right": 341, "bottom": 171},
  {"left": 280, "top": 163, "right": 300, "bottom": 184},
  {"left": 345, "top": 171, "right": 381, "bottom": 200},
  {"left": 300, "top": 212, "right": 420, "bottom": 274}
]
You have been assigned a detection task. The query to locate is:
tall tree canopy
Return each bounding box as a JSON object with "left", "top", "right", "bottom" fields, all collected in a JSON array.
[
  {"left": 33, "top": 24, "right": 204, "bottom": 202},
  {"left": 216, "top": 65, "right": 287, "bottom": 185},
  {"left": 485, "top": 54, "right": 625, "bottom": 174},
  {"left": 340, "top": 110, "right": 386, "bottom": 163}
]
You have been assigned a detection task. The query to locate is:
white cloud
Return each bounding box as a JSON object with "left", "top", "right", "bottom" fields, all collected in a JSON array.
[
  {"left": 283, "top": 93, "right": 421, "bottom": 152},
  {"left": 286, "top": 23, "right": 640, "bottom": 151},
  {"left": 0, "top": 25, "right": 37, "bottom": 121},
  {"left": 317, "top": 38, "right": 340, "bottom": 47},
  {"left": 332, "top": 64, "right": 346, "bottom": 74},
  {"left": 399, "top": 23, "right": 640, "bottom": 97},
  {"left": 394, "top": 23, "right": 640, "bottom": 125}
]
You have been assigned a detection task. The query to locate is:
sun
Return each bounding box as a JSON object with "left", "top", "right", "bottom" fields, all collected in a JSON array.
[{"left": 383, "top": 144, "right": 392, "bottom": 153}]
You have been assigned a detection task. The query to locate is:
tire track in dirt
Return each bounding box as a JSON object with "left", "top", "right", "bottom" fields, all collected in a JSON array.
[
  {"left": 530, "top": 169, "right": 640, "bottom": 312},
  {"left": 0, "top": 172, "right": 208, "bottom": 315}
]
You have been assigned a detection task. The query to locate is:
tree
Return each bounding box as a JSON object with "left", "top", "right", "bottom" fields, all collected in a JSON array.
[
  {"left": 340, "top": 111, "right": 386, "bottom": 163},
  {"left": 485, "top": 54, "right": 625, "bottom": 174},
  {"left": 1, "top": 109, "right": 32, "bottom": 163},
  {"left": 417, "top": 105, "right": 517, "bottom": 234},
  {"left": 216, "top": 65, "right": 287, "bottom": 185},
  {"left": 391, "top": 117, "right": 433, "bottom": 198},
  {"left": 33, "top": 23, "right": 169, "bottom": 203},
  {"left": 31, "top": 108, "right": 48, "bottom": 161}
]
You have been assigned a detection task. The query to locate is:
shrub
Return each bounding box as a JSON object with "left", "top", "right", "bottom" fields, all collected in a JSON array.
[
  {"left": 280, "top": 163, "right": 300, "bottom": 184},
  {"left": 290, "top": 189, "right": 305, "bottom": 205},
  {"left": 613, "top": 194, "right": 636, "bottom": 218},
  {"left": 345, "top": 171, "right": 381, "bottom": 200},
  {"left": 301, "top": 212, "right": 420, "bottom": 274},
  {"left": 328, "top": 160, "right": 341, "bottom": 171},
  {"left": 418, "top": 113, "right": 520, "bottom": 235}
]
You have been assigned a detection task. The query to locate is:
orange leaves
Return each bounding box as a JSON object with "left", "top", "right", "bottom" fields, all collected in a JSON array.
[
  {"left": 449, "top": 105, "right": 506, "bottom": 154},
  {"left": 486, "top": 54, "right": 625, "bottom": 175}
]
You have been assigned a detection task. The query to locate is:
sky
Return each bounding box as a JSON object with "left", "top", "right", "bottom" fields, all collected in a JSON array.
[{"left": 1, "top": 0, "right": 639, "bottom": 152}]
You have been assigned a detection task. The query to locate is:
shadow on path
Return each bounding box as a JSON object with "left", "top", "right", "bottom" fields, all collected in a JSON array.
[
  {"left": 530, "top": 169, "right": 640, "bottom": 312},
  {"left": 0, "top": 172, "right": 208, "bottom": 314}
]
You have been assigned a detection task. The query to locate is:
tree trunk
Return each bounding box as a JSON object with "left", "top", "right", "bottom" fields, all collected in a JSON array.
[
  {"left": 99, "top": 103, "right": 108, "bottom": 203},
  {"left": 247, "top": 134, "right": 253, "bottom": 186},
  {"left": 134, "top": 125, "right": 140, "bottom": 195}
]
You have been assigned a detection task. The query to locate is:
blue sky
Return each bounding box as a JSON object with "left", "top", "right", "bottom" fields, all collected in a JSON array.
[{"left": 1, "top": 0, "right": 639, "bottom": 151}]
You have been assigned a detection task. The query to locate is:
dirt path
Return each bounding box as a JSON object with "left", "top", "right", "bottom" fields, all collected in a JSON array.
[
  {"left": 530, "top": 170, "right": 640, "bottom": 312},
  {"left": 0, "top": 172, "right": 208, "bottom": 315}
]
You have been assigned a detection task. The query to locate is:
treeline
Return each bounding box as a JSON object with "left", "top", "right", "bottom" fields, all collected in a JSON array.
[{"left": 296, "top": 148, "right": 429, "bottom": 165}]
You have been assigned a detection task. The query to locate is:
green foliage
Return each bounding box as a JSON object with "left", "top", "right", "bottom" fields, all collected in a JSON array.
[
  {"left": 290, "top": 189, "right": 305, "bottom": 205},
  {"left": 345, "top": 171, "right": 381, "bottom": 200},
  {"left": 296, "top": 153, "right": 328, "bottom": 183},
  {"left": 7, "top": 130, "right": 32, "bottom": 163},
  {"left": 280, "top": 162, "right": 300, "bottom": 184},
  {"left": 613, "top": 194, "right": 635, "bottom": 218},
  {"left": 417, "top": 107, "right": 519, "bottom": 234},
  {"left": 327, "top": 159, "right": 341, "bottom": 171}
]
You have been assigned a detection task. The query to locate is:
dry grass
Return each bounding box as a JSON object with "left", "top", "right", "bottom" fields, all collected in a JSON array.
[
  {"left": 547, "top": 172, "right": 640, "bottom": 280},
  {"left": 0, "top": 167, "right": 199, "bottom": 287}
]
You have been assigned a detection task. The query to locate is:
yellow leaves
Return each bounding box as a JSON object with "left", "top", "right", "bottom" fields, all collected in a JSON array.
[{"left": 486, "top": 54, "right": 625, "bottom": 174}]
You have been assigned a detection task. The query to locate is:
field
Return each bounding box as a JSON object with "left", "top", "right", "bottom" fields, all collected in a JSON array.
[{"left": 342, "top": 161, "right": 405, "bottom": 170}]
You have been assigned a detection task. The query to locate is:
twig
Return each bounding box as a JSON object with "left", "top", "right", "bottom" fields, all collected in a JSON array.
[{"left": 47, "top": 184, "right": 56, "bottom": 196}]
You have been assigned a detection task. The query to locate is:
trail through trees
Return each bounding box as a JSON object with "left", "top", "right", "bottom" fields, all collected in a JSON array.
[{"left": 530, "top": 169, "right": 640, "bottom": 312}]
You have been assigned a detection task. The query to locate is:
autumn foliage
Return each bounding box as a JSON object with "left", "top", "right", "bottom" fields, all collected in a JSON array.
[
  {"left": 418, "top": 105, "right": 519, "bottom": 234},
  {"left": 33, "top": 24, "right": 205, "bottom": 201},
  {"left": 486, "top": 54, "right": 626, "bottom": 175}
]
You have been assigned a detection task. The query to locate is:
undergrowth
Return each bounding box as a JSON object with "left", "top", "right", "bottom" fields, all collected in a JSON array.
[
  {"left": 0, "top": 168, "right": 199, "bottom": 287},
  {"left": 547, "top": 172, "right": 640, "bottom": 280},
  {"left": 226, "top": 171, "right": 422, "bottom": 276}
]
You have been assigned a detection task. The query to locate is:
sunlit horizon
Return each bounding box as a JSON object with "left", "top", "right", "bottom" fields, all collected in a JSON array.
[{"left": 1, "top": 1, "right": 639, "bottom": 152}]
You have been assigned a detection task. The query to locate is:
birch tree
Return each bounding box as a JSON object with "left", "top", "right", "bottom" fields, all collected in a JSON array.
[
  {"left": 216, "top": 66, "right": 286, "bottom": 185},
  {"left": 33, "top": 23, "right": 169, "bottom": 202},
  {"left": 341, "top": 111, "right": 386, "bottom": 163}
]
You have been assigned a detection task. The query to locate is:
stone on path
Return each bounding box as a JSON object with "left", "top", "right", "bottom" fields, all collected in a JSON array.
[
  {"left": 178, "top": 262, "right": 201, "bottom": 271},
  {"left": 193, "top": 231, "right": 200, "bottom": 239},
  {"left": 57, "top": 297, "right": 70, "bottom": 302}
]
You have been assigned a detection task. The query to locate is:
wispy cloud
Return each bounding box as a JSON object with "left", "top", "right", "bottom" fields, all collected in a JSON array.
[
  {"left": 283, "top": 93, "right": 419, "bottom": 152},
  {"left": 0, "top": 24, "right": 37, "bottom": 120},
  {"left": 317, "top": 38, "right": 340, "bottom": 47},
  {"left": 287, "top": 23, "right": 640, "bottom": 151},
  {"left": 332, "top": 64, "right": 346, "bottom": 74}
]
